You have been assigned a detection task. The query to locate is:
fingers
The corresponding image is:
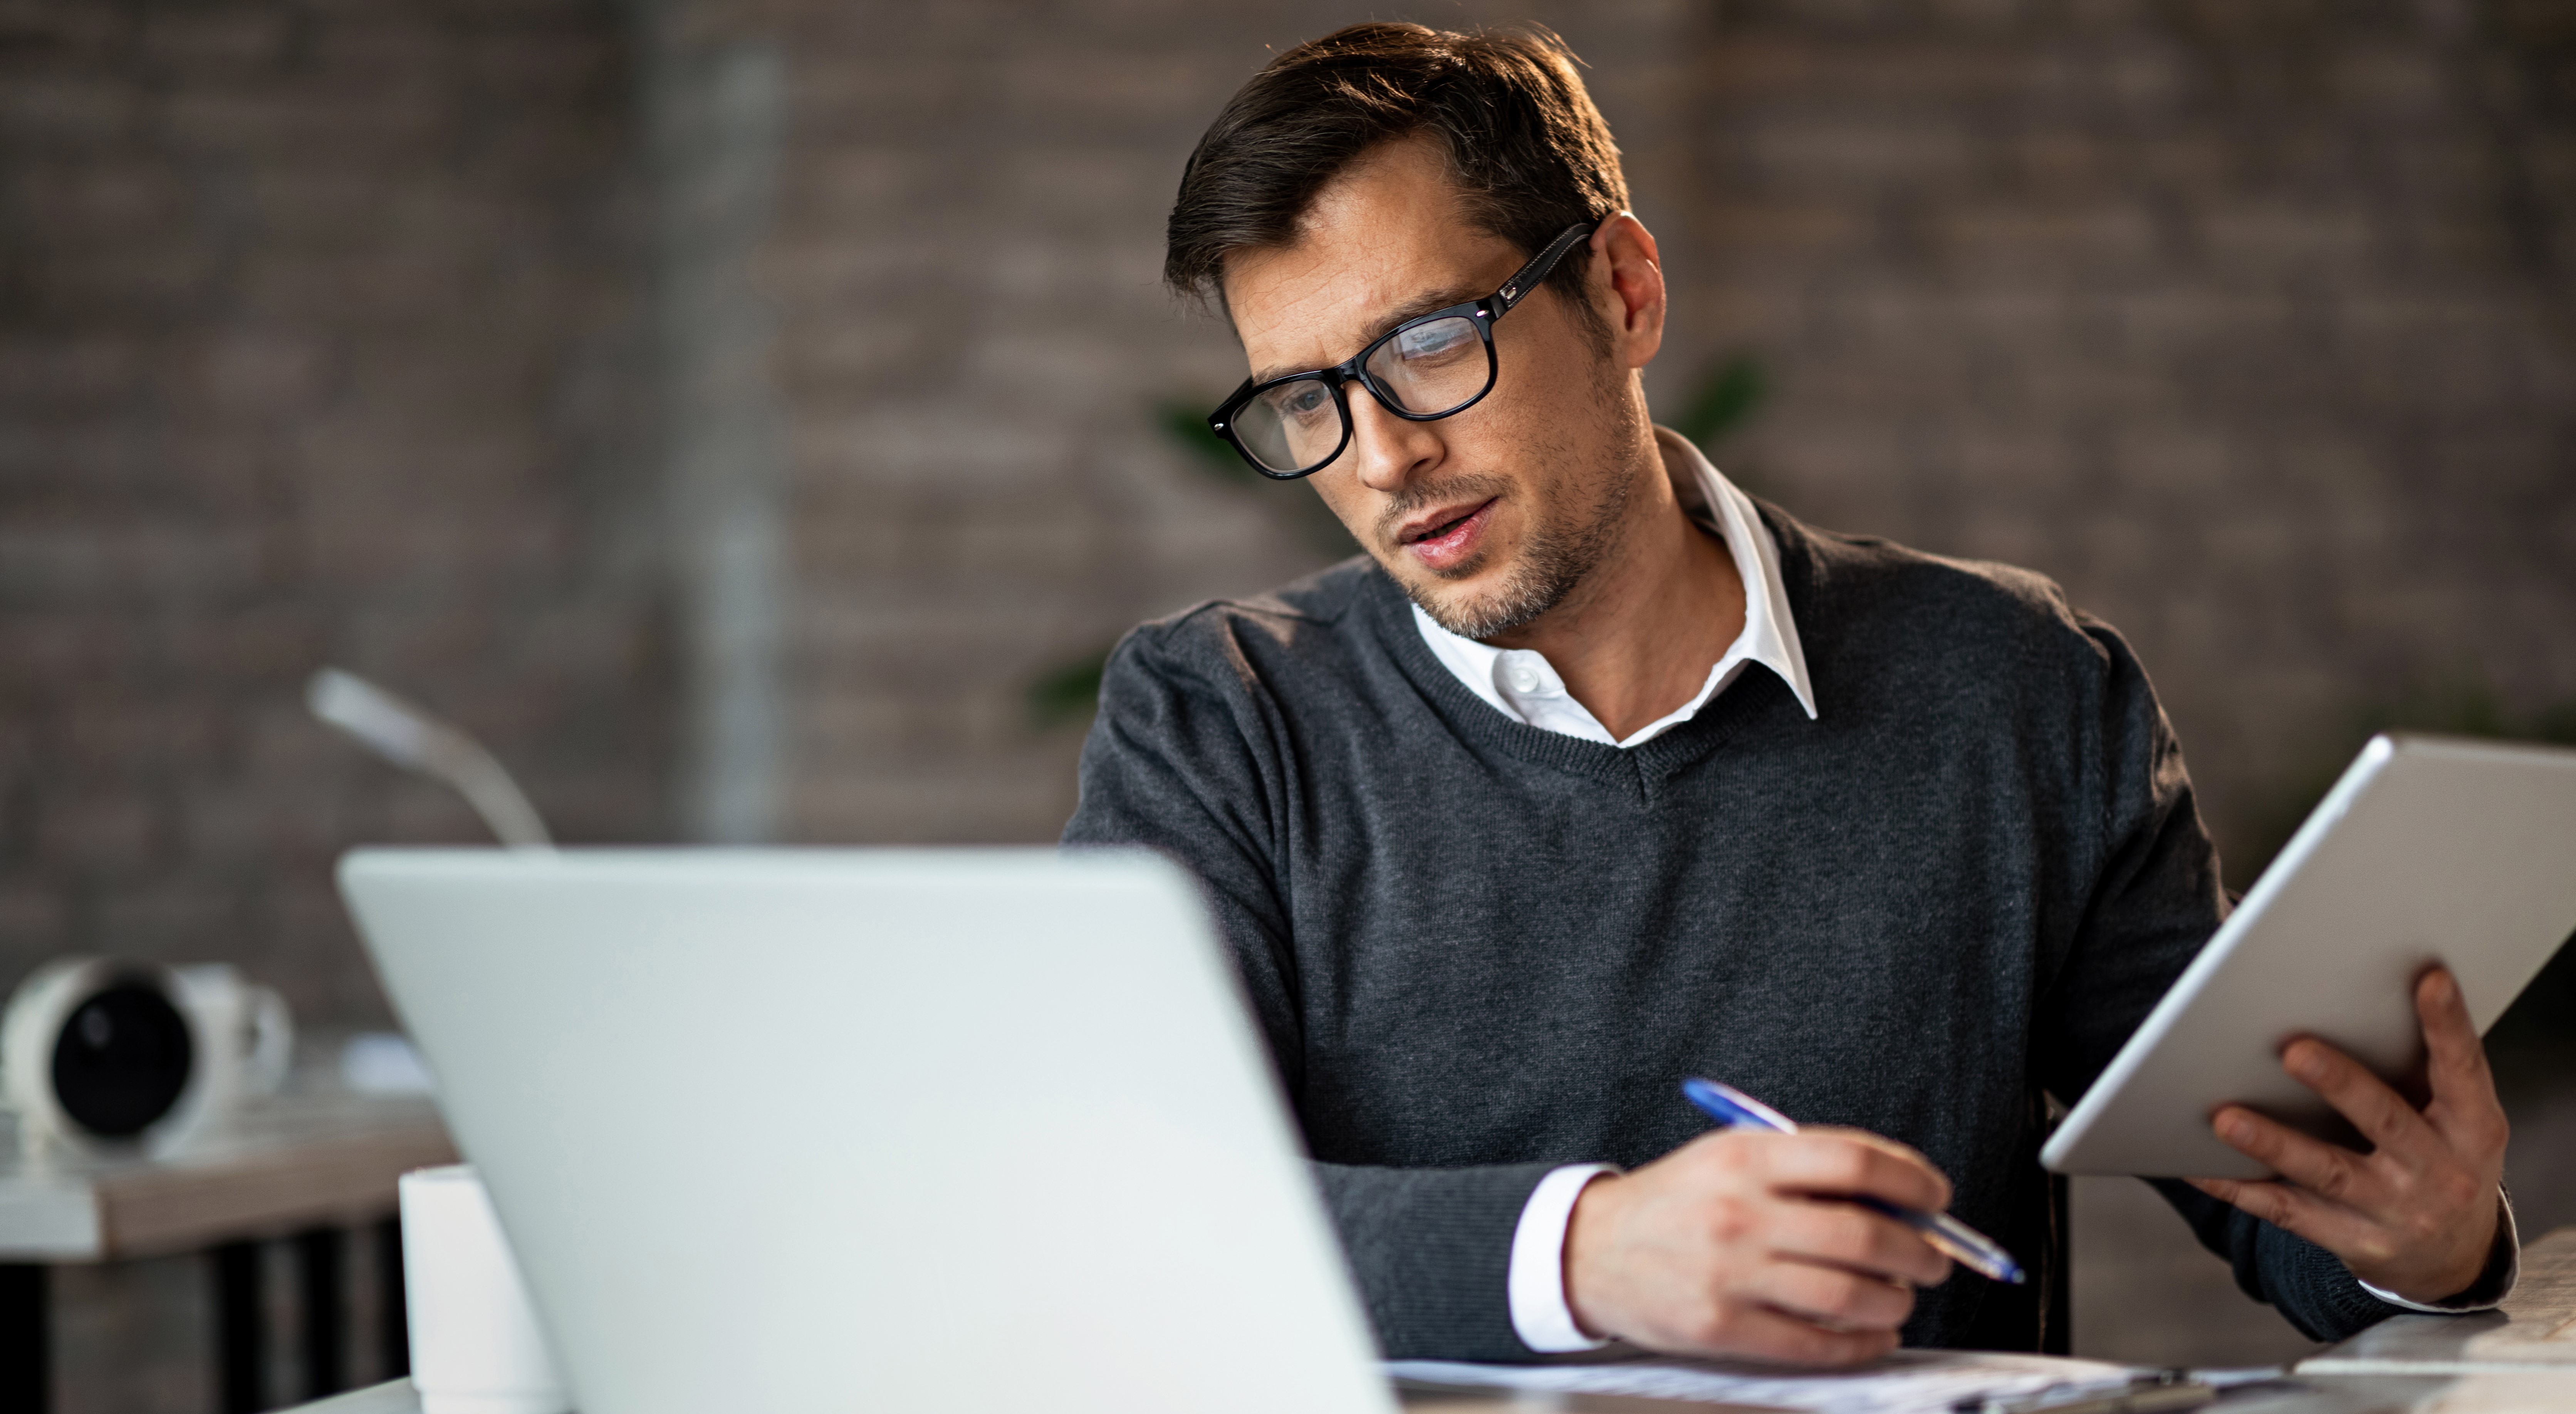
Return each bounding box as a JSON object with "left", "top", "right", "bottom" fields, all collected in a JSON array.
[
  {"left": 1749, "top": 1259, "right": 1915, "bottom": 1333},
  {"left": 2418, "top": 969, "right": 2506, "bottom": 1135},
  {"left": 1756, "top": 1131, "right": 1953, "bottom": 1214},
  {"left": 2211, "top": 1105, "right": 2377, "bottom": 1206},
  {"left": 2279, "top": 1037, "right": 2435, "bottom": 1160},
  {"left": 1766, "top": 1199, "right": 1951, "bottom": 1288},
  {"left": 2205, "top": 1104, "right": 2484, "bottom": 1270},
  {"left": 1669, "top": 1301, "right": 1900, "bottom": 1367},
  {"left": 2192, "top": 989, "right": 2508, "bottom": 1306},
  {"left": 2183, "top": 1175, "right": 2375, "bottom": 1258},
  {"left": 1589, "top": 1131, "right": 1947, "bottom": 1367}
]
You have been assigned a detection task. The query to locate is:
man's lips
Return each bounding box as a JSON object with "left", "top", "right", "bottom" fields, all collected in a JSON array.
[
  {"left": 1396, "top": 497, "right": 1499, "bottom": 572},
  {"left": 1397, "top": 497, "right": 1499, "bottom": 546}
]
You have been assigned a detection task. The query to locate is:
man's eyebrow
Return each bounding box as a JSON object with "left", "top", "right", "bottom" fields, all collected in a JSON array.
[{"left": 1249, "top": 283, "right": 1487, "bottom": 385}]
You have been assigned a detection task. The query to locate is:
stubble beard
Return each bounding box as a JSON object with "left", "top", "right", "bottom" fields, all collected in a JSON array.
[
  {"left": 1402, "top": 468, "right": 1632, "bottom": 641},
  {"left": 1389, "top": 385, "right": 1648, "bottom": 642}
]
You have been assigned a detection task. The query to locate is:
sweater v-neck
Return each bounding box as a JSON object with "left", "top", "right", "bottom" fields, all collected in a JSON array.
[{"left": 1359, "top": 503, "right": 1824, "bottom": 797}]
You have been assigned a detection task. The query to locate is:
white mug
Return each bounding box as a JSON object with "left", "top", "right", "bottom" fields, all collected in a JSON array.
[
  {"left": 401, "top": 1164, "right": 569, "bottom": 1414},
  {"left": 171, "top": 963, "right": 295, "bottom": 1110},
  {"left": 0, "top": 958, "right": 296, "bottom": 1157}
]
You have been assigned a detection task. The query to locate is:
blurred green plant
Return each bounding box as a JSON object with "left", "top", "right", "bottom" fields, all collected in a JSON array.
[
  {"left": 1157, "top": 400, "right": 1245, "bottom": 482},
  {"left": 1670, "top": 354, "right": 1767, "bottom": 450},
  {"left": 1155, "top": 398, "right": 1361, "bottom": 560},
  {"left": 2239, "top": 675, "right": 2576, "bottom": 875},
  {"left": 1025, "top": 396, "right": 1370, "bottom": 733},
  {"left": 1665, "top": 352, "right": 1772, "bottom": 500},
  {"left": 1027, "top": 649, "right": 1110, "bottom": 731}
]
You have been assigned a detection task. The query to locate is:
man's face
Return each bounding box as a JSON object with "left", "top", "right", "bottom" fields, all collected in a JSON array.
[{"left": 1222, "top": 139, "right": 1650, "bottom": 640}]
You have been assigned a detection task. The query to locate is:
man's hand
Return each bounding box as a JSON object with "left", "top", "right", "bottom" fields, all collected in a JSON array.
[
  {"left": 2189, "top": 966, "right": 2509, "bottom": 1303},
  {"left": 1563, "top": 1127, "right": 1953, "bottom": 1365}
]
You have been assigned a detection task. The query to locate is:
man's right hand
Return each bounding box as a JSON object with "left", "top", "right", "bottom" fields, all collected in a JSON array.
[{"left": 1562, "top": 1127, "right": 1955, "bottom": 1365}]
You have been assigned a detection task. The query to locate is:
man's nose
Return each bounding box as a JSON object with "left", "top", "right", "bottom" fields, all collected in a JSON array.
[{"left": 1346, "top": 387, "right": 1444, "bottom": 494}]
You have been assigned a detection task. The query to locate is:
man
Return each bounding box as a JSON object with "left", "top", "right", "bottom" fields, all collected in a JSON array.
[{"left": 1066, "top": 23, "right": 2515, "bottom": 1363}]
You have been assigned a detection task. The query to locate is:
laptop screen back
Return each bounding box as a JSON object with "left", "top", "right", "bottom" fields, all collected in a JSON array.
[{"left": 339, "top": 847, "right": 1393, "bottom": 1414}]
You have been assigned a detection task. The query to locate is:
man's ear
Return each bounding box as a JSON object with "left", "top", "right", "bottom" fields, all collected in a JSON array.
[{"left": 1591, "top": 212, "right": 1665, "bottom": 372}]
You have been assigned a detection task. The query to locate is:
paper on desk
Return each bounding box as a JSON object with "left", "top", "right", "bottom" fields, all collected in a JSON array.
[{"left": 1388, "top": 1349, "right": 2147, "bottom": 1413}]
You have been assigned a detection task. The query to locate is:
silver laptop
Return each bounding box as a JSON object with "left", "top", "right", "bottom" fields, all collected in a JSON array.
[{"left": 339, "top": 848, "right": 1395, "bottom": 1414}]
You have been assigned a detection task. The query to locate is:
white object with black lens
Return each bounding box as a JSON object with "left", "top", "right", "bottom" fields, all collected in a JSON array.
[{"left": 1, "top": 958, "right": 293, "bottom": 1157}]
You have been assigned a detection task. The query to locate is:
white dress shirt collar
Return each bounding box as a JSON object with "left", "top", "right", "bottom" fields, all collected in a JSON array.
[{"left": 1410, "top": 427, "right": 1817, "bottom": 749}]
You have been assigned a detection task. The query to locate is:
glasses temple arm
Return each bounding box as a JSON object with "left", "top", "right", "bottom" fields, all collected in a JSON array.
[{"left": 1493, "top": 220, "right": 1600, "bottom": 312}]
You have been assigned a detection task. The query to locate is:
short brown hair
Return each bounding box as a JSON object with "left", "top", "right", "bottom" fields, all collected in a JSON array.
[{"left": 1165, "top": 23, "right": 1630, "bottom": 310}]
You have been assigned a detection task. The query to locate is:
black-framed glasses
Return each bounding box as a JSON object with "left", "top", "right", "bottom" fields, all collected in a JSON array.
[{"left": 1207, "top": 220, "right": 1598, "bottom": 479}]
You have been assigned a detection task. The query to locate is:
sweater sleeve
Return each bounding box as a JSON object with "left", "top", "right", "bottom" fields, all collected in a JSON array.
[
  {"left": 1062, "top": 624, "right": 1306, "bottom": 1082},
  {"left": 2031, "top": 614, "right": 2408, "bottom": 1344},
  {"left": 1062, "top": 622, "right": 1554, "bottom": 1360}
]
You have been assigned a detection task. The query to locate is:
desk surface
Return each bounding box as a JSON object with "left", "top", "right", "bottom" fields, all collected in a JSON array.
[
  {"left": 294, "top": 1383, "right": 1747, "bottom": 1414},
  {"left": 275, "top": 1228, "right": 2576, "bottom": 1414},
  {"left": 0, "top": 1091, "right": 455, "bottom": 1260},
  {"left": 2297, "top": 1226, "right": 2576, "bottom": 1377},
  {"left": 272, "top": 1372, "right": 2567, "bottom": 1414}
]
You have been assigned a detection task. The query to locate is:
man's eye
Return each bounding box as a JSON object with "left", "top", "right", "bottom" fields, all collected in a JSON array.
[
  {"left": 1272, "top": 384, "right": 1329, "bottom": 418},
  {"left": 1398, "top": 320, "right": 1472, "bottom": 360}
]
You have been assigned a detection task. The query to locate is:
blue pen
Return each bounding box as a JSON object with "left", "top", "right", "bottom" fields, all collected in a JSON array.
[{"left": 1680, "top": 1077, "right": 2026, "bottom": 1286}]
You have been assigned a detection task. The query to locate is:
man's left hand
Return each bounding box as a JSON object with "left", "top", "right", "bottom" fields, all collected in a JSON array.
[{"left": 2188, "top": 966, "right": 2508, "bottom": 1305}]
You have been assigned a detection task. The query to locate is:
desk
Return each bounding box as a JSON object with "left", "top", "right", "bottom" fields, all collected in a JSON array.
[
  {"left": 264, "top": 1227, "right": 2576, "bottom": 1414},
  {"left": 258, "top": 1373, "right": 2566, "bottom": 1414},
  {"left": 2297, "top": 1228, "right": 2576, "bottom": 1378},
  {"left": 0, "top": 1091, "right": 456, "bottom": 1414},
  {"left": 276, "top": 1385, "right": 1724, "bottom": 1414}
]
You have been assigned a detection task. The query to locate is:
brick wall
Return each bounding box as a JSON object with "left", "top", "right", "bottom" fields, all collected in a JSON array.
[{"left": 0, "top": 0, "right": 670, "bottom": 1028}]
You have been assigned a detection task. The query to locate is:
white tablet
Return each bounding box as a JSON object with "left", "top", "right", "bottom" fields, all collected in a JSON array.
[{"left": 2042, "top": 733, "right": 2576, "bottom": 1178}]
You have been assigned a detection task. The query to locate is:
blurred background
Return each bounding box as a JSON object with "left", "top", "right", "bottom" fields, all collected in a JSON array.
[{"left": 2, "top": 0, "right": 2571, "bottom": 1407}]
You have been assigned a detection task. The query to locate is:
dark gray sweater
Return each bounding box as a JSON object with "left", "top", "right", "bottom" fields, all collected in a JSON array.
[{"left": 1063, "top": 505, "right": 2413, "bottom": 1359}]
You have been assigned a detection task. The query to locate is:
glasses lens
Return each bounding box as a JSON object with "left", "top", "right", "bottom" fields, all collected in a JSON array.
[
  {"left": 1363, "top": 316, "right": 1492, "bottom": 416},
  {"left": 1228, "top": 377, "right": 1344, "bottom": 474}
]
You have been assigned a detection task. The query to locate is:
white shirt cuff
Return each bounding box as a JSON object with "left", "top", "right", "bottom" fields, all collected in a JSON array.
[
  {"left": 2358, "top": 1190, "right": 2521, "bottom": 1313},
  {"left": 1507, "top": 1163, "right": 1619, "bottom": 1353}
]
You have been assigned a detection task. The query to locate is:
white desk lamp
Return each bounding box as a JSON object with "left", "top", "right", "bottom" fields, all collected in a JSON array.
[{"left": 306, "top": 668, "right": 554, "bottom": 851}]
